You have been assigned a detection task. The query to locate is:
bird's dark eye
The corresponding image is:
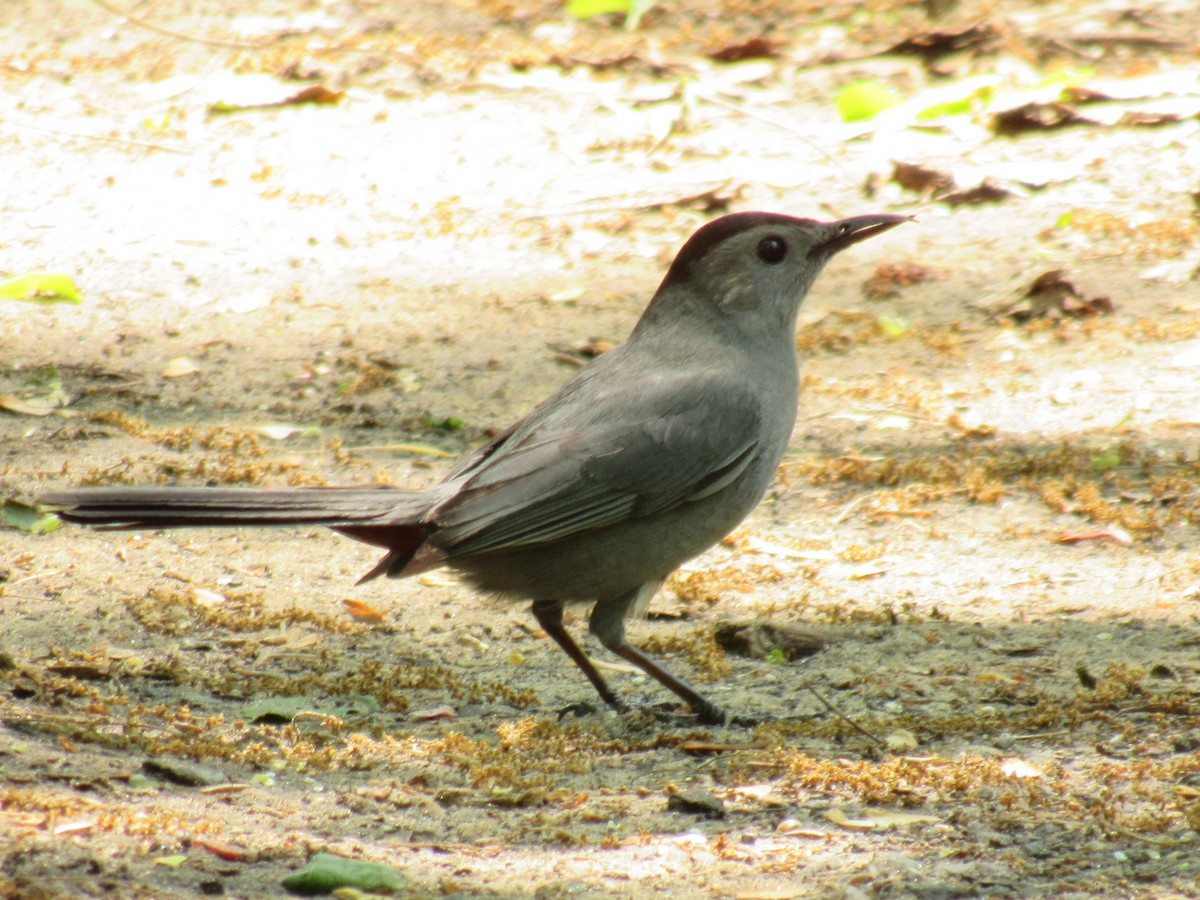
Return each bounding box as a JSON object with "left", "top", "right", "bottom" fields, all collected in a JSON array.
[{"left": 756, "top": 236, "right": 788, "bottom": 264}]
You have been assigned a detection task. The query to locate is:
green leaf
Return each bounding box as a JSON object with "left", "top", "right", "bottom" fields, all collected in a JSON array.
[
  {"left": 154, "top": 855, "right": 188, "bottom": 868},
  {"left": 0, "top": 272, "right": 82, "bottom": 305},
  {"left": 282, "top": 852, "right": 406, "bottom": 895},
  {"left": 2, "top": 500, "right": 62, "bottom": 533},
  {"left": 567, "top": 0, "right": 631, "bottom": 18},
  {"left": 877, "top": 314, "right": 908, "bottom": 338},
  {"left": 835, "top": 79, "right": 902, "bottom": 122},
  {"left": 427, "top": 414, "right": 464, "bottom": 432},
  {"left": 916, "top": 86, "right": 994, "bottom": 119},
  {"left": 1091, "top": 447, "right": 1121, "bottom": 471},
  {"left": 243, "top": 696, "right": 312, "bottom": 724}
]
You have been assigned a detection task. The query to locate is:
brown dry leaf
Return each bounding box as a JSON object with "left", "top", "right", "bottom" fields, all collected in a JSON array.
[
  {"left": 992, "top": 101, "right": 1093, "bottom": 135},
  {"left": 882, "top": 23, "right": 1000, "bottom": 65},
  {"left": 1000, "top": 270, "right": 1114, "bottom": 322},
  {"left": 194, "top": 838, "right": 251, "bottom": 861},
  {"left": 207, "top": 73, "right": 343, "bottom": 114},
  {"left": 680, "top": 738, "right": 770, "bottom": 754},
  {"left": 889, "top": 164, "right": 1013, "bottom": 207},
  {"left": 712, "top": 621, "right": 826, "bottom": 661},
  {"left": 1055, "top": 527, "right": 1133, "bottom": 546},
  {"left": 412, "top": 705, "right": 458, "bottom": 721},
  {"left": 285, "top": 84, "right": 342, "bottom": 106},
  {"left": 707, "top": 36, "right": 779, "bottom": 62},
  {"left": 862, "top": 261, "right": 932, "bottom": 300},
  {"left": 946, "top": 411, "right": 997, "bottom": 439},
  {"left": 891, "top": 161, "right": 954, "bottom": 197},
  {"left": 343, "top": 598, "right": 387, "bottom": 623},
  {"left": 940, "top": 178, "right": 1013, "bottom": 206}
]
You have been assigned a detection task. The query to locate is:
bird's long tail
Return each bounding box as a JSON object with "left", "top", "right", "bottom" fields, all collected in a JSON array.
[
  {"left": 41, "top": 485, "right": 425, "bottom": 529},
  {"left": 40, "top": 486, "right": 435, "bottom": 580}
]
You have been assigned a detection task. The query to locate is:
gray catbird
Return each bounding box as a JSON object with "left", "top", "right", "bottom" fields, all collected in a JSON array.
[{"left": 42, "top": 211, "right": 908, "bottom": 723}]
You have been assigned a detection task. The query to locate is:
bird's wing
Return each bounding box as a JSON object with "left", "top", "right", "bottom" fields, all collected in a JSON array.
[{"left": 430, "top": 374, "right": 763, "bottom": 557}]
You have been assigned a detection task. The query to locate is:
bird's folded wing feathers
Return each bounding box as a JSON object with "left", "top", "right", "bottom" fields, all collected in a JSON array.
[{"left": 432, "top": 382, "right": 762, "bottom": 557}]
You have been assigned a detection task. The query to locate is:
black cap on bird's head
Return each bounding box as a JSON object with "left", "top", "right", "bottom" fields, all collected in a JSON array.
[
  {"left": 659, "top": 211, "right": 911, "bottom": 289},
  {"left": 637, "top": 211, "right": 910, "bottom": 332}
]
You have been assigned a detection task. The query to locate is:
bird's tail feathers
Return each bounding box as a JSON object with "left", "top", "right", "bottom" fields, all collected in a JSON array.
[{"left": 40, "top": 485, "right": 430, "bottom": 530}]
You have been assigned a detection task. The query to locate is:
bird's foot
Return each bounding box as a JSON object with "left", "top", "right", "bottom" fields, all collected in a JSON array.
[{"left": 556, "top": 701, "right": 605, "bottom": 720}]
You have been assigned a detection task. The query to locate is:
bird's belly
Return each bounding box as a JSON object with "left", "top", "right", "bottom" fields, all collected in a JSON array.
[{"left": 450, "top": 465, "right": 776, "bottom": 603}]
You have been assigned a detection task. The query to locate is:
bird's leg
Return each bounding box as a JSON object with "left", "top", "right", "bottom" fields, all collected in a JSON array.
[
  {"left": 531, "top": 601, "right": 627, "bottom": 713},
  {"left": 589, "top": 585, "right": 726, "bottom": 725}
]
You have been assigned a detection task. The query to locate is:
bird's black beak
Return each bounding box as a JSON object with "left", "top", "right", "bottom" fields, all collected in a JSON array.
[{"left": 809, "top": 213, "right": 912, "bottom": 259}]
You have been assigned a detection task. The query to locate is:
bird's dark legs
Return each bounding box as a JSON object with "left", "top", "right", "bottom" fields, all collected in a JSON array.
[
  {"left": 532, "top": 586, "right": 726, "bottom": 724},
  {"left": 590, "top": 585, "right": 727, "bottom": 725},
  {"left": 532, "top": 601, "right": 627, "bottom": 713},
  {"left": 605, "top": 639, "right": 725, "bottom": 725}
]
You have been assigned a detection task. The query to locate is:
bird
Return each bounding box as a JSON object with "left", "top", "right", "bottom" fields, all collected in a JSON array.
[{"left": 42, "top": 211, "right": 909, "bottom": 724}]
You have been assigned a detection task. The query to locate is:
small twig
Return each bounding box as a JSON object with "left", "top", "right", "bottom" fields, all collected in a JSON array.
[
  {"left": 90, "top": 0, "right": 268, "bottom": 49},
  {"left": 696, "top": 93, "right": 842, "bottom": 171},
  {"left": 7, "top": 570, "right": 64, "bottom": 587},
  {"left": 1099, "top": 818, "right": 1183, "bottom": 847},
  {"left": 806, "top": 686, "right": 884, "bottom": 748},
  {"left": 1062, "top": 32, "right": 1187, "bottom": 49},
  {"left": 1010, "top": 729, "right": 1070, "bottom": 740},
  {"left": 3, "top": 118, "right": 190, "bottom": 154},
  {"left": 834, "top": 493, "right": 873, "bottom": 525}
]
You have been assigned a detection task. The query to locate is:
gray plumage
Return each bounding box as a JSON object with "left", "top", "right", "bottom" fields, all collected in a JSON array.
[{"left": 43, "top": 211, "right": 908, "bottom": 723}]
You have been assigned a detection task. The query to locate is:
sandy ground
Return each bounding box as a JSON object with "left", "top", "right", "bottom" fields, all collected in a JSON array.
[{"left": 2, "top": 0, "right": 1200, "bottom": 897}]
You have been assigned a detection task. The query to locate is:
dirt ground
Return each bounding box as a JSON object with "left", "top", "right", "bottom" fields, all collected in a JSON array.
[{"left": 2, "top": 0, "right": 1200, "bottom": 897}]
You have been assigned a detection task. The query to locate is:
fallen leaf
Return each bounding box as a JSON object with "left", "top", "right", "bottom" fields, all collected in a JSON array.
[
  {"left": 52, "top": 819, "right": 96, "bottom": 835},
  {"left": 712, "top": 621, "right": 826, "bottom": 661},
  {"left": 939, "top": 178, "right": 1013, "bottom": 206},
  {"left": 0, "top": 272, "right": 82, "bottom": 304},
  {"left": 837, "top": 79, "right": 903, "bottom": 122},
  {"left": 162, "top": 357, "right": 199, "bottom": 379},
  {"left": 190, "top": 587, "right": 225, "bottom": 606},
  {"left": 3, "top": 500, "right": 62, "bottom": 533},
  {"left": 992, "top": 101, "right": 1092, "bottom": 135},
  {"left": 890, "top": 161, "right": 954, "bottom": 196},
  {"left": 733, "top": 533, "right": 836, "bottom": 560},
  {"left": 999, "top": 270, "right": 1114, "bottom": 322},
  {"left": 862, "top": 261, "right": 932, "bottom": 299},
  {"left": 253, "top": 423, "right": 318, "bottom": 440},
  {"left": 826, "top": 807, "right": 939, "bottom": 830},
  {"left": 194, "top": 839, "right": 250, "bottom": 861},
  {"left": 412, "top": 705, "right": 458, "bottom": 721},
  {"left": 947, "top": 411, "right": 997, "bottom": 439},
  {"left": 777, "top": 819, "right": 827, "bottom": 837},
  {"left": 342, "top": 598, "right": 386, "bottom": 624},
  {"left": 708, "top": 36, "right": 779, "bottom": 62},
  {"left": 207, "top": 73, "right": 343, "bottom": 114},
  {"left": 0, "top": 393, "right": 74, "bottom": 417},
  {"left": 884, "top": 729, "right": 920, "bottom": 752},
  {"left": 1055, "top": 527, "right": 1133, "bottom": 546},
  {"left": 1000, "top": 758, "right": 1044, "bottom": 779},
  {"left": 883, "top": 23, "right": 1000, "bottom": 65}
]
